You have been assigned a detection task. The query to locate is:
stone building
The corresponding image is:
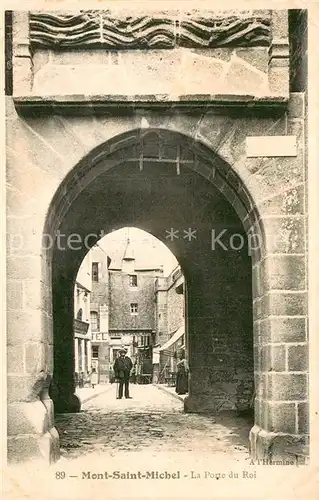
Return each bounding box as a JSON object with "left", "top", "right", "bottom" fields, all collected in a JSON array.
[
  {"left": 73, "top": 252, "right": 92, "bottom": 379},
  {"left": 6, "top": 8, "right": 309, "bottom": 463},
  {"left": 89, "top": 244, "right": 111, "bottom": 384},
  {"left": 154, "top": 266, "right": 185, "bottom": 383},
  {"left": 88, "top": 236, "right": 164, "bottom": 382}
]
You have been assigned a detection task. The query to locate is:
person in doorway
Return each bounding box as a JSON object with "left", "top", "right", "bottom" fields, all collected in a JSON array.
[
  {"left": 113, "top": 348, "right": 133, "bottom": 399},
  {"left": 90, "top": 367, "right": 98, "bottom": 389},
  {"left": 175, "top": 349, "right": 189, "bottom": 395}
]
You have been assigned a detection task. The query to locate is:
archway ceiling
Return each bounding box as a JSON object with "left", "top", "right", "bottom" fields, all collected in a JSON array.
[{"left": 53, "top": 160, "right": 245, "bottom": 283}]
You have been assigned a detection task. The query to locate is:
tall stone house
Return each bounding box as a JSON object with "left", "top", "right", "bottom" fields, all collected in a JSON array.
[{"left": 73, "top": 252, "right": 92, "bottom": 378}]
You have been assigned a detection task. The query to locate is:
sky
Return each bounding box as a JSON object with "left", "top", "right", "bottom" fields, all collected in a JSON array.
[{"left": 97, "top": 227, "right": 178, "bottom": 276}]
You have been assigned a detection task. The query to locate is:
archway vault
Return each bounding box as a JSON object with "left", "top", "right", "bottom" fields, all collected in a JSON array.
[{"left": 45, "top": 128, "right": 261, "bottom": 457}]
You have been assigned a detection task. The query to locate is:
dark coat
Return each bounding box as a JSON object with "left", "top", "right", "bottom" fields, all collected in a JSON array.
[{"left": 113, "top": 356, "right": 133, "bottom": 380}]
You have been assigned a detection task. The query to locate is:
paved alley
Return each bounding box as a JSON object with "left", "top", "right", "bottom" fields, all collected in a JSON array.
[{"left": 55, "top": 384, "right": 251, "bottom": 461}]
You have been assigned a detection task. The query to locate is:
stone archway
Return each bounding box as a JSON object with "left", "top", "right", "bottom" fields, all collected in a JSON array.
[
  {"left": 7, "top": 120, "right": 308, "bottom": 464},
  {"left": 45, "top": 128, "right": 259, "bottom": 447}
]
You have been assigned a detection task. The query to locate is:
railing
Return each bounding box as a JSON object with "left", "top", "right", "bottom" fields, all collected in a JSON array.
[{"left": 74, "top": 318, "right": 90, "bottom": 335}]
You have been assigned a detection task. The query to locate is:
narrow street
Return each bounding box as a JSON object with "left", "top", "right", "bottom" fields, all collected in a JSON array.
[{"left": 56, "top": 384, "right": 251, "bottom": 461}]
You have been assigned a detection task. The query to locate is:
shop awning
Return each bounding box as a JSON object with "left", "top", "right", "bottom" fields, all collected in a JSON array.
[{"left": 159, "top": 326, "right": 184, "bottom": 351}]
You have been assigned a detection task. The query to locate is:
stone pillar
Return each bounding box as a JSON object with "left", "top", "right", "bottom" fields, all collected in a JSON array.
[
  {"left": 12, "top": 11, "right": 32, "bottom": 95},
  {"left": 7, "top": 241, "right": 59, "bottom": 462},
  {"left": 74, "top": 338, "right": 79, "bottom": 373},
  {"left": 268, "top": 10, "right": 289, "bottom": 96},
  {"left": 51, "top": 274, "right": 80, "bottom": 414},
  {"left": 249, "top": 93, "right": 308, "bottom": 461}
]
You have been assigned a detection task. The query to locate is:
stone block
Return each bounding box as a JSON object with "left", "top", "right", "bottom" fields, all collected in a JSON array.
[
  {"left": 41, "top": 397, "right": 55, "bottom": 429},
  {"left": 6, "top": 280, "right": 23, "bottom": 309},
  {"left": 287, "top": 119, "right": 305, "bottom": 152},
  {"left": 7, "top": 310, "right": 44, "bottom": 345},
  {"left": 263, "top": 216, "right": 305, "bottom": 254},
  {"left": 7, "top": 344, "right": 24, "bottom": 373},
  {"left": 272, "top": 10, "right": 289, "bottom": 39},
  {"left": 235, "top": 47, "right": 269, "bottom": 73},
  {"left": 270, "top": 344, "right": 286, "bottom": 372},
  {"left": 224, "top": 58, "right": 266, "bottom": 94},
  {"left": 249, "top": 425, "right": 307, "bottom": 461},
  {"left": 7, "top": 374, "right": 43, "bottom": 403},
  {"left": 254, "top": 398, "right": 261, "bottom": 426},
  {"left": 288, "top": 344, "right": 308, "bottom": 372},
  {"left": 263, "top": 254, "right": 306, "bottom": 291},
  {"left": 266, "top": 402, "right": 296, "bottom": 433},
  {"left": 288, "top": 93, "right": 305, "bottom": 119},
  {"left": 297, "top": 402, "right": 309, "bottom": 434},
  {"left": 267, "top": 291, "right": 307, "bottom": 316},
  {"left": 6, "top": 185, "right": 39, "bottom": 219},
  {"left": 23, "top": 280, "right": 52, "bottom": 314},
  {"left": 258, "top": 184, "right": 305, "bottom": 217},
  {"left": 7, "top": 400, "right": 49, "bottom": 435},
  {"left": 7, "top": 254, "right": 42, "bottom": 280},
  {"left": 268, "top": 373, "right": 307, "bottom": 401},
  {"left": 7, "top": 430, "right": 59, "bottom": 464},
  {"left": 260, "top": 316, "right": 306, "bottom": 344},
  {"left": 253, "top": 154, "right": 304, "bottom": 199},
  {"left": 9, "top": 117, "right": 69, "bottom": 180},
  {"left": 268, "top": 66, "right": 289, "bottom": 96},
  {"left": 25, "top": 342, "right": 46, "bottom": 374}
]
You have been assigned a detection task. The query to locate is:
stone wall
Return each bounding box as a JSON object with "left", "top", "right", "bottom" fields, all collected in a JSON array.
[
  {"left": 109, "top": 271, "right": 156, "bottom": 331},
  {"left": 167, "top": 278, "right": 185, "bottom": 337},
  {"left": 6, "top": 8, "right": 308, "bottom": 463}
]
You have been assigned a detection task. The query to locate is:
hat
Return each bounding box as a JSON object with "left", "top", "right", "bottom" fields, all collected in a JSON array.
[{"left": 119, "top": 347, "right": 127, "bottom": 354}]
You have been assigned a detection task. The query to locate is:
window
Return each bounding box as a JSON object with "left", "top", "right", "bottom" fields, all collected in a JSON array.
[
  {"left": 92, "top": 262, "right": 99, "bottom": 282},
  {"left": 76, "top": 308, "right": 83, "bottom": 320},
  {"left": 130, "top": 303, "right": 138, "bottom": 314},
  {"left": 139, "top": 334, "right": 150, "bottom": 347},
  {"left": 92, "top": 346, "right": 99, "bottom": 358},
  {"left": 90, "top": 311, "right": 99, "bottom": 331},
  {"left": 129, "top": 274, "right": 138, "bottom": 287}
]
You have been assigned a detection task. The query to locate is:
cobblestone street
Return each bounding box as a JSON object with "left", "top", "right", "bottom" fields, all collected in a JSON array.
[{"left": 56, "top": 384, "right": 251, "bottom": 461}]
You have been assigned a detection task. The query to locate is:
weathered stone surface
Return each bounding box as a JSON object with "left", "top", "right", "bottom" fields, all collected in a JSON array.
[
  {"left": 266, "top": 402, "right": 296, "bottom": 433},
  {"left": 263, "top": 216, "right": 305, "bottom": 254},
  {"left": 267, "top": 291, "right": 307, "bottom": 316},
  {"left": 224, "top": 58, "right": 266, "bottom": 95},
  {"left": 258, "top": 184, "right": 305, "bottom": 217},
  {"left": 7, "top": 430, "right": 59, "bottom": 464},
  {"left": 288, "top": 93, "right": 305, "bottom": 119},
  {"left": 7, "top": 345, "right": 24, "bottom": 373},
  {"left": 259, "top": 316, "right": 306, "bottom": 343},
  {"left": 297, "top": 402, "right": 309, "bottom": 434},
  {"left": 25, "top": 342, "right": 46, "bottom": 374},
  {"left": 7, "top": 401, "right": 49, "bottom": 435},
  {"left": 270, "top": 344, "right": 286, "bottom": 372},
  {"left": 29, "top": 11, "right": 272, "bottom": 50},
  {"left": 7, "top": 310, "right": 44, "bottom": 345},
  {"left": 7, "top": 374, "right": 49, "bottom": 403},
  {"left": 268, "top": 373, "right": 307, "bottom": 401},
  {"left": 6, "top": 280, "right": 23, "bottom": 309},
  {"left": 263, "top": 254, "right": 306, "bottom": 291},
  {"left": 235, "top": 47, "right": 269, "bottom": 72},
  {"left": 288, "top": 344, "right": 308, "bottom": 372}
]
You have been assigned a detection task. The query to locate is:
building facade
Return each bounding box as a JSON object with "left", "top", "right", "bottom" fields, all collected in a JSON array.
[
  {"left": 6, "top": 8, "right": 309, "bottom": 463},
  {"left": 154, "top": 266, "right": 185, "bottom": 384},
  {"left": 73, "top": 252, "right": 92, "bottom": 380},
  {"left": 88, "top": 237, "right": 165, "bottom": 383}
]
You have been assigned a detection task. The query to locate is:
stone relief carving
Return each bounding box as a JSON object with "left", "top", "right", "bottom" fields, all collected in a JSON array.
[{"left": 29, "top": 11, "right": 271, "bottom": 49}]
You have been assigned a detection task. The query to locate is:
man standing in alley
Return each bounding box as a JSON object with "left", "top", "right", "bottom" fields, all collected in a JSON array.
[{"left": 113, "top": 348, "right": 133, "bottom": 399}]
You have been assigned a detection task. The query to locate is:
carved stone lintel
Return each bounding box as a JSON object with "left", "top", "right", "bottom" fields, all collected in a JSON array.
[{"left": 29, "top": 11, "right": 271, "bottom": 50}]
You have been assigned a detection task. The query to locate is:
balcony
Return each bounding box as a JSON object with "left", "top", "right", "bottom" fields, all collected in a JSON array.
[{"left": 74, "top": 318, "right": 90, "bottom": 335}]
